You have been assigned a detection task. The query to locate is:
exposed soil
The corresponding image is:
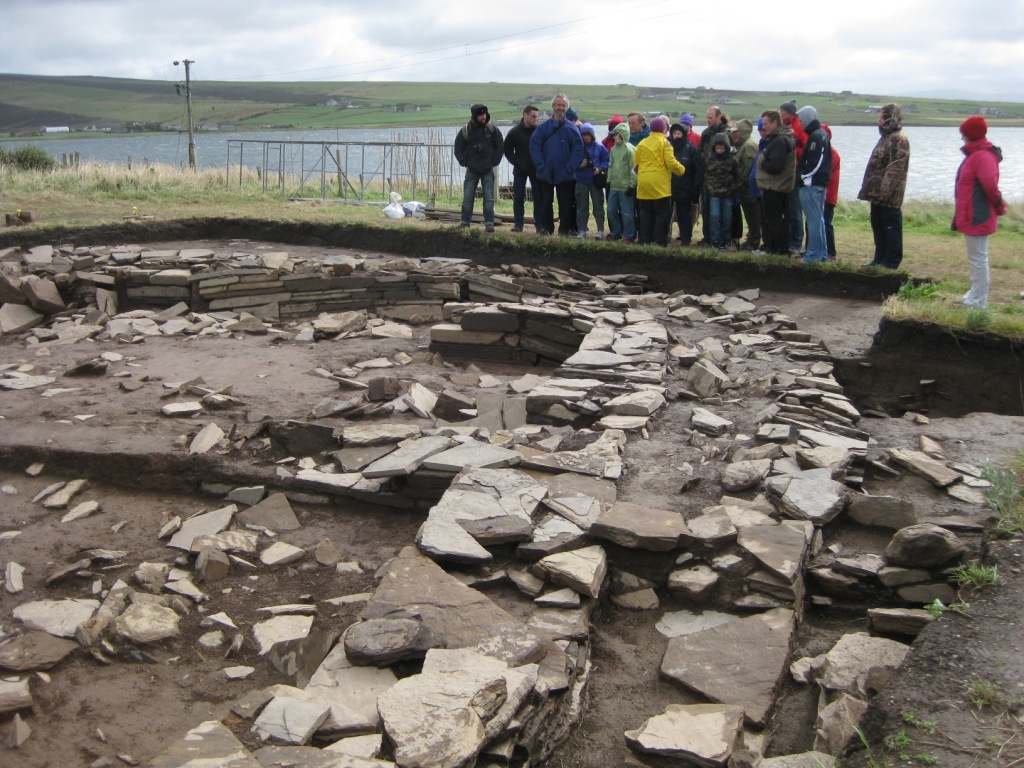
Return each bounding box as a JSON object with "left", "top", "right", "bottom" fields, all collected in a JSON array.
[{"left": 0, "top": 227, "right": 1022, "bottom": 768}]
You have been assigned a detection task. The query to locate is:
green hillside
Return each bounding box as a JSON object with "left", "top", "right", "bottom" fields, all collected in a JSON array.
[{"left": 2, "top": 73, "right": 1022, "bottom": 134}]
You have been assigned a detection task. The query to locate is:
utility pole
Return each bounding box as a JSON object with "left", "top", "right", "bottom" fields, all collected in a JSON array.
[{"left": 174, "top": 59, "right": 197, "bottom": 171}]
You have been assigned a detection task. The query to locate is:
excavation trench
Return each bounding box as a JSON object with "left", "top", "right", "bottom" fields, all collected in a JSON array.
[{"left": 0, "top": 224, "right": 1021, "bottom": 768}]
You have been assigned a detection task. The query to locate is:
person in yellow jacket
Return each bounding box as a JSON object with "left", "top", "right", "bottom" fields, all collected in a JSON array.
[{"left": 634, "top": 117, "right": 686, "bottom": 246}]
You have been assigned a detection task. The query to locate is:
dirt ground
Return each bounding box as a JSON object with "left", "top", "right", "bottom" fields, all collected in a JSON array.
[{"left": 1, "top": 237, "right": 1022, "bottom": 768}]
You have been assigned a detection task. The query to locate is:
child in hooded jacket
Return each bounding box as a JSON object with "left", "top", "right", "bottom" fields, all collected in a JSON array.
[
  {"left": 606, "top": 122, "right": 637, "bottom": 242},
  {"left": 574, "top": 122, "right": 610, "bottom": 238},
  {"left": 704, "top": 132, "right": 741, "bottom": 248}
]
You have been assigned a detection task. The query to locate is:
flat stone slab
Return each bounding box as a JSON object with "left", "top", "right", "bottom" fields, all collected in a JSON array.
[
  {"left": 13, "top": 598, "right": 100, "bottom": 638},
  {"left": 237, "top": 493, "right": 300, "bottom": 531},
  {"left": 151, "top": 720, "right": 260, "bottom": 768},
  {"left": 661, "top": 607, "right": 796, "bottom": 727},
  {"left": 0, "top": 303, "right": 45, "bottom": 334},
  {"left": 253, "top": 693, "right": 330, "bottom": 745},
  {"left": 625, "top": 703, "right": 745, "bottom": 765},
  {"left": 366, "top": 546, "right": 545, "bottom": 667},
  {"left": 656, "top": 610, "right": 736, "bottom": 639},
  {"left": 169, "top": 505, "right": 237, "bottom": 550},
  {"left": 341, "top": 423, "right": 421, "bottom": 447},
  {"left": 0, "top": 630, "right": 79, "bottom": 671},
  {"left": 590, "top": 501, "right": 690, "bottom": 551},
  {"left": 737, "top": 521, "right": 812, "bottom": 585},
  {"left": 422, "top": 441, "right": 522, "bottom": 472},
  {"left": 252, "top": 615, "right": 314, "bottom": 655},
  {"left": 533, "top": 545, "right": 607, "bottom": 598},
  {"left": 362, "top": 436, "right": 452, "bottom": 478},
  {"left": 889, "top": 448, "right": 962, "bottom": 487}
]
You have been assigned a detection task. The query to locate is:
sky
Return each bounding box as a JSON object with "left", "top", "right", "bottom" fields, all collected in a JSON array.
[{"left": 3, "top": 0, "right": 1024, "bottom": 101}]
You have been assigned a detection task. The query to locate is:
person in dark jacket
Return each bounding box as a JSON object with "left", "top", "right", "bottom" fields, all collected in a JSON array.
[
  {"left": 529, "top": 94, "right": 585, "bottom": 236},
  {"left": 954, "top": 116, "right": 1007, "bottom": 308},
  {"left": 503, "top": 104, "right": 540, "bottom": 233},
  {"left": 704, "top": 133, "right": 741, "bottom": 249},
  {"left": 454, "top": 104, "right": 504, "bottom": 232},
  {"left": 795, "top": 105, "right": 832, "bottom": 263},
  {"left": 668, "top": 122, "right": 704, "bottom": 244},
  {"left": 698, "top": 106, "right": 732, "bottom": 244},
  {"left": 756, "top": 110, "right": 797, "bottom": 255}
]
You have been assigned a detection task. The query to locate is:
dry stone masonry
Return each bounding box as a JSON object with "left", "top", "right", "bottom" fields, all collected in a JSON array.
[{"left": 0, "top": 241, "right": 995, "bottom": 767}]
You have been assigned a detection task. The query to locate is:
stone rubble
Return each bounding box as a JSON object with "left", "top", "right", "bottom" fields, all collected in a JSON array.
[{"left": 0, "top": 242, "right": 995, "bottom": 767}]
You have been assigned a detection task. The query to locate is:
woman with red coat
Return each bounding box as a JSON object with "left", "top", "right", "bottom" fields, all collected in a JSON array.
[
  {"left": 953, "top": 116, "right": 1007, "bottom": 309},
  {"left": 822, "top": 124, "right": 840, "bottom": 261}
]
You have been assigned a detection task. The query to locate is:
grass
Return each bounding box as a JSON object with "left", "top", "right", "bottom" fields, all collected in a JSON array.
[
  {"left": 984, "top": 453, "right": 1024, "bottom": 534},
  {"left": 967, "top": 678, "right": 1007, "bottom": 710},
  {"left": 951, "top": 563, "right": 999, "bottom": 590},
  {"left": 1, "top": 160, "right": 1023, "bottom": 340}
]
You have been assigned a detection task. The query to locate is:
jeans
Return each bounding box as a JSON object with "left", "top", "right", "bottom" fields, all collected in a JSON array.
[
  {"left": 512, "top": 170, "right": 539, "bottom": 230},
  {"left": 962, "top": 234, "right": 990, "bottom": 308},
  {"left": 607, "top": 189, "right": 636, "bottom": 240},
  {"left": 575, "top": 181, "right": 605, "bottom": 235},
  {"left": 708, "top": 195, "right": 733, "bottom": 246},
  {"left": 461, "top": 168, "right": 495, "bottom": 226},
  {"left": 799, "top": 185, "right": 828, "bottom": 262},
  {"left": 869, "top": 203, "right": 904, "bottom": 269},
  {"left": 638, "top": 197, "right": 672, "bottom": 246}
]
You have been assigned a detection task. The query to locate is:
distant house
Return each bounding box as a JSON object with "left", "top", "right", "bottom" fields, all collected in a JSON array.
[
  {"left": 42, "top": 126, "right": 70, "bottom": 133},
  {"left": 320, "top": 98, "right": 339, "bottom": 107}
]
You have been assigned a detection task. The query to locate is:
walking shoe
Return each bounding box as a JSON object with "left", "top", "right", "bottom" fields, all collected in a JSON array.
[
  {"left": 510, "top": 225, "right": 523, "bottom": 233},
  {"left": 622, "top": 238, "right": 633, "bottom": 244},
  {"left": 595, "top": 231, "right": 604, "bottom": 240},
  {"left": 485, "top": 223, "right": 495, "bottom": 233},
  {"left": 751, "top": 249, "right": 768, "bottom": 256},
  {"left": 459, "top": 222, "right": 471, "bottom": 228},
  {"left": 576, "top": 232, "right": 587, "bottom": 239}
]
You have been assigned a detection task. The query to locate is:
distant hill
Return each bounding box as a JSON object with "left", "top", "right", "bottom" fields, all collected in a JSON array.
[{"left": 2, "top": 73, "right": 1023, "bottom": 134}]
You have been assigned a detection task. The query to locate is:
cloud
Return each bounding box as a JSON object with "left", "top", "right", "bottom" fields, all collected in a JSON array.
[{"left": 1, "top": 0, "right": 1023, "bottom": 100}]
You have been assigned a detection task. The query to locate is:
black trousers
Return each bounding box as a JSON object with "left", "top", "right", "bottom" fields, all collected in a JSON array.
[{"left": 761, "top": 190, "right": 789, "bottom": 254}]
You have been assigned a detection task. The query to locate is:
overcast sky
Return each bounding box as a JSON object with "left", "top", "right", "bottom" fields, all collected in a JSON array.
[{"left": 3, "top": 0, "right": 1023, "bottom": 101}]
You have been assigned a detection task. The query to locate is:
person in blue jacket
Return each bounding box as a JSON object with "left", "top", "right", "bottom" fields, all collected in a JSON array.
[
  {"left": 530, "top": 94, "right": 585, "bottom": 236},
  {"left": 574, "top": 123, "right": 610, "bottom": 239}
]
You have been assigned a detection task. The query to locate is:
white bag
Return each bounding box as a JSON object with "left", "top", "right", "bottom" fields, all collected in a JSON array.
[{"left": 383, "top": 191, "right": 406, "bottom": 218}]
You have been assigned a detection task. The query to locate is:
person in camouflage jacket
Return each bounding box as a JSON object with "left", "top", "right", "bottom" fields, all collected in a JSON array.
[{"left": 858, "top": 102, "right": 911, "bottom": 268}]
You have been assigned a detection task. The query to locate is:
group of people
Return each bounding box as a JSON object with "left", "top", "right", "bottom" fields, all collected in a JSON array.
[{"left": 456, "top": 94, "right": 1006, "bottom": 308}]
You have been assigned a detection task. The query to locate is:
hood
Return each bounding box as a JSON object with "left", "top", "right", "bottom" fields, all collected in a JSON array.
[
  {"left": 613, "top": 123, "right": 631, "bottom": 142},
  {"left": 712, "top": 132, "right": 731, "bottom": 151},
  {"left": 962, "top": 138, "right": 1001, "bottom": 160},
  {"left": 580, "top": 122, "right": 596, "bottom": 140},
  {"left": 822, "top": 123, "right": 832, "bottom": 139},
  {"left": 734, "top": 119, "right": 753, "bottom": 143},
  {"left": 879, "top": 103, "right": 903, "bottom": 135}
]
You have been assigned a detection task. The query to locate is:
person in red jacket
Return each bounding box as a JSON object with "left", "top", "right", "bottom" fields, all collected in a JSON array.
[
  {"left": 781, "top": 100, "right": 808, "bottom": 253},
  {"left": 822, "top": 124, "right": 841, "bottom": 261},
  {"left": 954, "top": 116, "right": 1007, "bottom": 309}
]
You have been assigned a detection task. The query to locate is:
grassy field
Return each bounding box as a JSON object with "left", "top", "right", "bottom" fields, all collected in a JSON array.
[
  {"left": 1, "top": 161, "right": 1022, "bottom": 338},
  {"left": 3, "top": 74, "right": 1024, "bottom": 134}
]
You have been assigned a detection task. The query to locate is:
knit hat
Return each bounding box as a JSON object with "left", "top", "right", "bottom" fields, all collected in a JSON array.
[
  {"left": 470, "top": 104, "right": 490, "bottom": 121},
  {"left": 679, "top": 113, "right": 694, "bottom": 127},
  {"left": 566, "top": 107, "right": 579, "bottom": 122},
  {"left": 608, "top": 115, "right": 624, "bottom": 130},
  {"left": 780, "top": 100, "right": 798, "bottom": 116},
  {"left": 649, "top": 117, "right": 668, "bottom": 133},
  {"left": 796, "top": 105, "right": 817, "bottom": 125},
  {"left": 960, "top": 116, "right": 988, "bottom": 141},
  {"left": 757, "top": 117, "right": 765, "bottom": 131}
]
